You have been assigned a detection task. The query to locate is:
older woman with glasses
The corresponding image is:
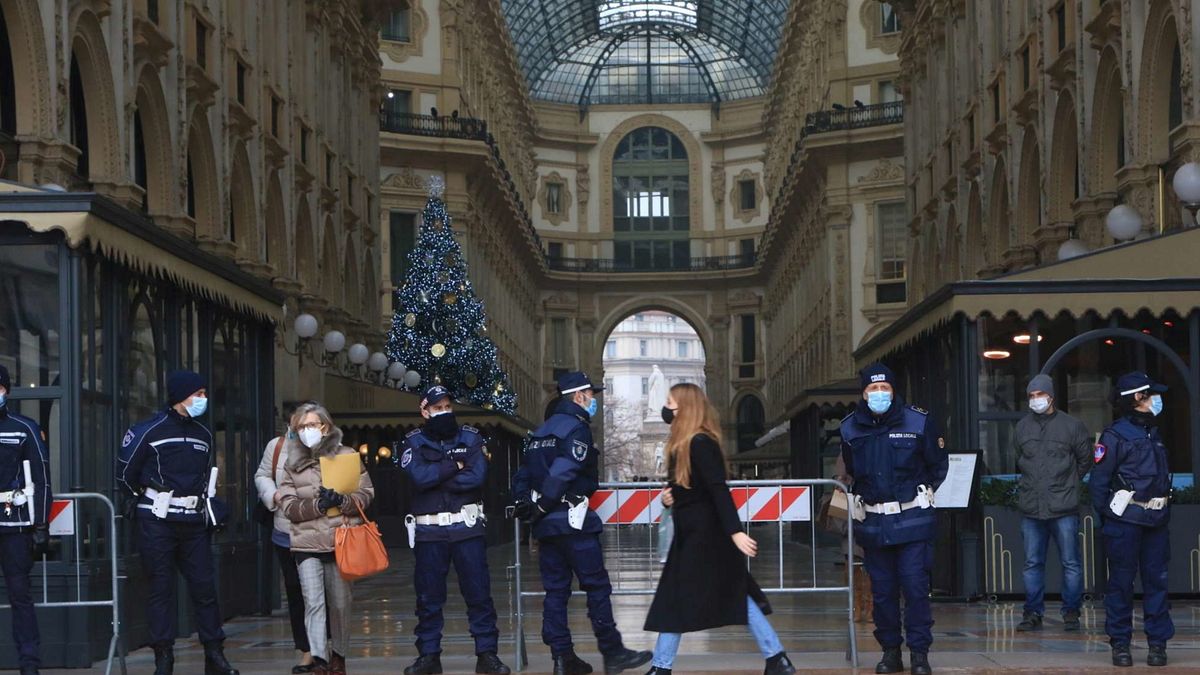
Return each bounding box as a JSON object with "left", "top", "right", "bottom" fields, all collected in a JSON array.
[{"left": 278, "top": 402, "right": 374, "bottom": 675}]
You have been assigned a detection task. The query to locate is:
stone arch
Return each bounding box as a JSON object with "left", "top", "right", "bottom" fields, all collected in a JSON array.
[
  {"left": 599, "top": 114, "right": 704, "bottom": 235},
  {"left": 594, "top": 297, "right": 713, "bottom": 363},
  {"left": 944, "top": 205, "right": 961, "bottom": 283},
  {"left": 319, "top": 216, "right": 340, "bottom": 302},
  {"left": 295, "top": 197, "right": 318, "bottom": 294},
  {"left": 733, "top": 390, "right": 767, "bottom": 452},
  {"left": 965, "top": 181, "right": 984, "bottom": 277},
  {"left": 1015, "top": 126, "right": 1041, "bottom": 248},
  {"left": 185, "top": 112, "right": 218, "bottom": 241},
  {"left": 133, "top": 64, "right": 174, "bottom": 215},
  {"left": 1048, "top": 91, "right": 1079, "bottom": 224},
  {"left": 0, "top": 0, "right": 52, "bottom": 139},
  {"left": 228, "top": 142, "right": 258, "bottom": 258},
  {"left": 987, "top": 157, "right": 1010, "bottom": 272},
  {"left": 1091, "top": 46, "right": 1125, "bottom": 194},
  {"left": 68, "top": 7, "right": 121, "bottom": 182},
  {"left": 264, "top": 171, "right": 288, "bottom": 277},
  {"left": 1138, "top": 0, "right": 1184, "bottom": 163},
  {"left": 342, "top": 233, "right": 358, "bottom": 312}
]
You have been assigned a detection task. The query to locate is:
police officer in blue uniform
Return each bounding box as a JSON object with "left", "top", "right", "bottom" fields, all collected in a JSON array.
[
  {"left": 0, "top": 365, "right": 52, "bottom": 675},
  {"left": 116, "top": 370, "right": 237, "bottom": 675},
  {"left": 1091, "top": 371, "right": 1174, "bottom": 668},
  {"left": 840, "top": 364, "right": 947, "bottom": 675},
  {"left": 399, "top": 385, "right": 510, "bottom": 675},
  {"left": 512, "top": 372, "right": 651, "bottom": 675}
]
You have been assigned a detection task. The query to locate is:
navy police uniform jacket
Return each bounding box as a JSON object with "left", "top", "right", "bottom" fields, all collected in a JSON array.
[
  {"left": 1091, "top": 414, "right": 1171, "bottom": 528},
  {"left": 399, "top": 424, "right": 489, "bottom": 543},
  {"left": 0, "top": 401, "right": 51, "bottom": 528},
  {"left": 513, "top": 398, "right": 602, "bottom": 539},
  {"left": 840, "top": 398, "right": 948, "bottom": 547},
  {"left": 116, "top": 408, "right": 213, "bottom": 524}
]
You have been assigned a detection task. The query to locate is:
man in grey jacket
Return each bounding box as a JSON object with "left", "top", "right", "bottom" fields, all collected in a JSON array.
[{"left": 1015, "top": 374, "right": 1093, "bottom": 632}]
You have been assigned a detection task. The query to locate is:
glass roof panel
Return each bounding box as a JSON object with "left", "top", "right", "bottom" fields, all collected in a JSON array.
[{"left": 501, "top": 0, "right": 790, "bottom": 106}]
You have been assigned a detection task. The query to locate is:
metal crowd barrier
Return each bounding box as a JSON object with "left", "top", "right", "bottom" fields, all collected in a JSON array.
[
  {"left": 510, "top": 479, "right": 857, "bottom": 671},
  {"left": 0, "top": 492, "right": 126, "bottom": 675}
]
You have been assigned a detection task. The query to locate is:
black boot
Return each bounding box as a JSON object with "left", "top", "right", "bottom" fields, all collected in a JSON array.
[
  {"left": 874, "top": 647, "right": 903, "bottom": 674},
  {"left": 405, "top": 653, "right": 444, "bottom": 675},
  {"left": 476, "top": 651, "right": 511, "bottom": 674},
  {"left": 1148, "top": 643, "right": 1168, "bottom": 667},
  {"left": 1062, "top": 610, "right": 1080, "bottom": 632},
  {"left": 553, "top": 651, "right": 594, "bottom": 675},
  {"left": 644, "top": 668, "right": 671, "bottom": 675},
  {"left": 1015, "top": 610, "right": 1042, "bottom": 631},
  {"left": 19, "top": 666, "right": 39, "bottom": 675},
  {"left": 1111, "top": 644, "right": 1133, "bottom": 668},
  {"left": 603, "top": 648, "right": 652, "bottom": 674},
  {"left": 153, "top": 643, "right": 175, "bottom": 675},
  {"left": 910, "top": 651, "right": 932, "bottom": 675},
  {"left": 764, "top": 651, "right": 796, "bottom": 675},
  {"left": 203, "top": 641, "right": 239, "bottom": 675}
]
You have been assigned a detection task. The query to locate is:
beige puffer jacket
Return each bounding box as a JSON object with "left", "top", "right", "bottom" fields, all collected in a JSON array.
[{"left": 278, "top": 426, "right": 375, "bottom": 553}]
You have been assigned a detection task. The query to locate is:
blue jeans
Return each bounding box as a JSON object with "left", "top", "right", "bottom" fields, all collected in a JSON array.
[
  {"left": 1021, "top": 514, "right": 1082, "bottom": 615},
  {"left": 650, "top": 596, "right": 784, "bottom": 668}
]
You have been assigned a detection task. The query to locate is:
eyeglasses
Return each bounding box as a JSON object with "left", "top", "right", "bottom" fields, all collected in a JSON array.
[{"left": 296, "top": 422, "right": 326, "bottom": 432}]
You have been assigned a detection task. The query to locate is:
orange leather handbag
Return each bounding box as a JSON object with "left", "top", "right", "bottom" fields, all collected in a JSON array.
[{"left": 334, "top": 501, "right": 389, "bottom": 581}]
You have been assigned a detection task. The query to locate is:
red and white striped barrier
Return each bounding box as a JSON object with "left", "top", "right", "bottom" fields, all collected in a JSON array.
[{"left": 587, "top": 486, "right": 810, "bottom": 524}]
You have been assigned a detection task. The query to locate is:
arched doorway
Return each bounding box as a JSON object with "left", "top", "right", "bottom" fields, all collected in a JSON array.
[{"left": 599, "top": 309, "right": 707, "bottom": 480}]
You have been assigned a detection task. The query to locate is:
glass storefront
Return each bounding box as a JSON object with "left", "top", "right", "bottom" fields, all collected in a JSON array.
[{"left": 0, "top": 219, "right": 277, "bottom": 664}]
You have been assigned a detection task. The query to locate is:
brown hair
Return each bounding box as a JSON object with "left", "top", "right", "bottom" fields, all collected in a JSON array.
[{"left": 664, "top": 383, "right": 724, "bottom": 488}]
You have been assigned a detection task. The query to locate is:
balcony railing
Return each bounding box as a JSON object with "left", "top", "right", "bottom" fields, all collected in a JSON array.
[
  {"left": 804, "top": 101, "right": 904, "bottom": 134},
  {"left": 379, "top": 111, "right": 489, "bottom": 141},
  {"left": 546, "top": 254, "right": 755, "bottom": 273}
]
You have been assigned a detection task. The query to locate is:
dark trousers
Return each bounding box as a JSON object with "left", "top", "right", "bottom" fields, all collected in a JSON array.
[
  {"left": 0, "top": 530, "right": 39, "bottom": 668},
  {"left": 274, "top": 544, "right": 310, "bottom": 653},
  {"left": 137, "top": 517, "right": 225, "bottom": 646},
  {"left": 538, "top": 533, "right": 623, "bottom": 657},
  {"left": 1102, "top": 519, "right": 1175, "bottom": 646},
  {"left": 863, "top": 540, "right": 934, "bottom": 653},
  {"left": 413, "top": 536, "right": 500, "bottom": 656}
]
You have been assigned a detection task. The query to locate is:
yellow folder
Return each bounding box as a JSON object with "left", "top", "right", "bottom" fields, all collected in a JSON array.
[{"left": 319, "top": 453, "right": 362, "bottom": 516}]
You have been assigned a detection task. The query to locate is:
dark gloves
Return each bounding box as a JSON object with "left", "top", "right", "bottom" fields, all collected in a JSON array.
[
  {"left": 510, "top": 496, "right": 548, "bottom": 522},
  {"left": 31, "top": 525, "right": 49, "bottom": 556},
  {"left": 317, "top": 486, "right": 345, "bottom": 512}
]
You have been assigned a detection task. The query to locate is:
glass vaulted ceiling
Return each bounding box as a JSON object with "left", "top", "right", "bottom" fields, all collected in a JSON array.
[{"left": 501, "top": 0, "right": 791, "bottom": 107}]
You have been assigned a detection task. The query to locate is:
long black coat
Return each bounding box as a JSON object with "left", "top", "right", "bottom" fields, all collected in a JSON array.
[{"left": 644, "top": 434, "right": 771, "bottom": 633}]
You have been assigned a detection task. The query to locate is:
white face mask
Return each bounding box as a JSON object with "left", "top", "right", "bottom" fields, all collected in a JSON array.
[
  {"left": 298, "top": 427, "right": 324, "bottom": 449},
  {"left": 1029, "top": 396, "right": 1051, "bottom": 414}
]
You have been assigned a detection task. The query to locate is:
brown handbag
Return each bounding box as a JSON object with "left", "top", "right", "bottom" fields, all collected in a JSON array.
[{"left": 333, "top": 501, "right": 389, "bottom": 581}]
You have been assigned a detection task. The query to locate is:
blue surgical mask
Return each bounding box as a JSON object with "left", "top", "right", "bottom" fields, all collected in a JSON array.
[
  {"left": 1149, "top": 394, "right": 1164, "bottom": 417},
  {"left": 585, "top": 398, "right": 599, "bottom": 418},
  {"left": 185, "top": 396, "right": 208, "bottom": 418},
  {"left": 866, "top": 391, "right": 893, "bottom": 415}
]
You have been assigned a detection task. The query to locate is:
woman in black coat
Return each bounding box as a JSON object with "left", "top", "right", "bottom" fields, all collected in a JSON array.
[{"left": 642, "top": 383, "right": 796, "bottom": 675}]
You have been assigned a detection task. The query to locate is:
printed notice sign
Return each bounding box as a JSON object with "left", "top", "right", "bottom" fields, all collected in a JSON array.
[{"left": 934, "top": 453, "right": 977, "bottom": 509}]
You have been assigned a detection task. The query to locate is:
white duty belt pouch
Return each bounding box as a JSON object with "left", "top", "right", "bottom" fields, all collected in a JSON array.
[
  {"left": 1110, "top": 489, "right": 1134, "bottom": 517},
  {"left": 404, "top": 514, "right": 417, "bottom": 549},
  {"left": 151, "top": 489, "right": 174, "bottom": 519},
  {"left": 565, "top": 495, "right": 587, "bottom": 530},
  {"left": 850, "top": 494, "right": 866, "bottom": 522}
]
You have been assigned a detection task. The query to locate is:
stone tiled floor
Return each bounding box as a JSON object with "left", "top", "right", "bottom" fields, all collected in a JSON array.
[{"left": 55, "top": 527, "right": 1200, "bottom": 673}]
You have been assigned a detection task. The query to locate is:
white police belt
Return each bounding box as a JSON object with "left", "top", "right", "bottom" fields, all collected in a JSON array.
[
  {"left": 1133, "top": 496, "right": 1168, "bottom": 511},
  {"left": 139, "top": 487, "right": 201, "bottom": 518},
  {"left": 857, "top": 485, "right": 934, "bottom": 520},
  {"left": 531, "top": 489, "right": 588, "bottom": 530},
  {"left": 0, "top": 490, "right": 28, "bottom": 506},
  {"left": 411, "top": 503, "right": 484, "bottom": 527}
]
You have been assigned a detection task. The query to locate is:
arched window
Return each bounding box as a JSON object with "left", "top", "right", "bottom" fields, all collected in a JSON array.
[
  {"left": 612, "top": 127, "right": 690, "bottom": 270},
  {"left": 0, "top": 4, "right": 16, "bottom": 138},
  {"left": 736, "top": 395, "right": 765, "bottom": 453},
  {"left": 69, "top": 53, "right": 89, "bottom": 178}
]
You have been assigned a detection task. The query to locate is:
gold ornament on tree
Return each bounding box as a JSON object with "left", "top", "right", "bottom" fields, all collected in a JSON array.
[
  {"left": 442, "top": 292, "right": 458, "bottom": 305},
  {"left": 404, "top": 313, "right": 417, "bottom": 327},
  {"left": 465, "top": 373, "right": 479, "bottom": 388},
  {"left": 430, "top": 343, "right": 447, "bottom": 358}
]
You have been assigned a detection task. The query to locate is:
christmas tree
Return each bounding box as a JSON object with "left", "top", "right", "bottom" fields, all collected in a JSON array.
[{"left": 385, "top": 176, "right": 518, "bottom": 414}]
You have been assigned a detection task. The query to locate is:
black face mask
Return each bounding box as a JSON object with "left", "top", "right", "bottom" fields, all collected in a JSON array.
[
  {"left": 661, "top": 406, "right": 675, "bottom": 425},
  {"left": 426, "top": 412, "right": 459, "bottom": 439}
]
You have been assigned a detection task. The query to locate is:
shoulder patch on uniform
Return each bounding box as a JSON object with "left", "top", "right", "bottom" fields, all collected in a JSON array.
[
  {"left": 122, "top": 430, "right": 135, "bottom": 448},
  {"left": 401, "top": 448, "right": 413, "bottom": 468},
  {"left": 406, "top": 428, "right": 422, "bottom": 438},
  {"left": 462, "top": 424, "right": 479, "bottom": 434},
  {"left": 571, "top": 439, "right": 588, "bottom": 461},
  {"left": 1094, "top": 443, "right": 1107, "bottom": 463},
  {"left": 909, "top": 406, "right": 929, "bottom": 415}
]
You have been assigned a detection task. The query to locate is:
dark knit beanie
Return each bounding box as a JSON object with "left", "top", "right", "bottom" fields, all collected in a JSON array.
[{"left": 167, "top": 370, "right": 205, "bottom": 406}]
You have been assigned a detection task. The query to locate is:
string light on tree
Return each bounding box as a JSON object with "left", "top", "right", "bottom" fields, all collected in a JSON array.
[{"left": 385, "top": 176, "right": 518, "bottom": 414}]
